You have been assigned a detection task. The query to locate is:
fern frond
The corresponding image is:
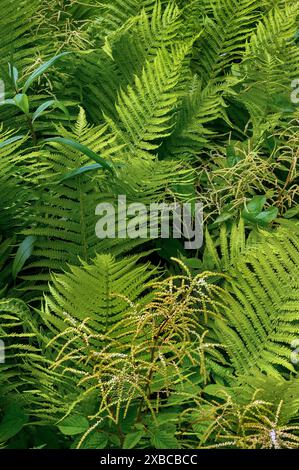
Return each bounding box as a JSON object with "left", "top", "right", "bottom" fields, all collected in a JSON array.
[
  {"left": 214, "top": 228, "right": 299, "bottom": 377},
  {"left": 112, "top": 43, "right": 191, "bottom": 156},
  {"left": 236, "top": 4, "right": 299, "bottom": 136},
  {"left": 44, "top": 253, "right": 158, "bottom": 337},
  {"left": 165, "top": 76, "right": 233, "bottom": 156},
  {"left": 193, "top": 0, "right": 263, "bottom": 84}
]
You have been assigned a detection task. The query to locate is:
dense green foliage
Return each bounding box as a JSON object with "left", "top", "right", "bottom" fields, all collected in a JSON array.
[{"left": 0, "top": 0, "right": 299, "bottom": 449}]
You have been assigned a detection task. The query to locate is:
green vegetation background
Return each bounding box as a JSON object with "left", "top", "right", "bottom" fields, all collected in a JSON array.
[{"left": 0, "top": 0, "right": 299, "bottom": 449}]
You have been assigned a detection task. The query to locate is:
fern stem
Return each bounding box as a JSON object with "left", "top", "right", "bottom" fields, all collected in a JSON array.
[{"left": 26, "top": 116, "right": 37, "bottom": 145}]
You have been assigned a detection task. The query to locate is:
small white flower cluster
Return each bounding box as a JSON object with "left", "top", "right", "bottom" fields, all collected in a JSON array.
[
  {"left": 63, "top": 311, "right": 78, "bottom": 327},
  {"left": 269, "top": 429, "right": 279, "bottom": 449},
  {"left": 195, "top": 277, "right": 208, "bottom": 289}
]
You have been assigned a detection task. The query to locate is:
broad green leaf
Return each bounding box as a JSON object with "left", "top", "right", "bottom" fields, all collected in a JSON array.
[
  {"left": 245, "top": 196, "right": 266, "bottom": 214},
  {"left": 226, "top": 143, "right": 242, "bottom": 167},
  {"left": 242, "top": 196, "right": 267, "bottom": 223},
  {"left": 0, "top": 404, "right": 28, "bottom": 442},
  {"left": 57, "top": 415, "right": 89, "bottom": 436},
  {"left": 44, "top": 137, "right": 113, "bottom": 173},
  {"left": 123, "top": 431, "right": 144, "bottom": 449},
  {"left": 255, "top": 207, "right": 278, "bottom": 226},
  {"left": 13, "top": 93, "right": 29, "bottom": 114},
  {"left": 12, "top": 236, "right": 36, "bottom": 280},
  {"left": 242, "top": 211, "right": 259, "bottom": 223},
  {"left": 78, "top": 432, "right": 108, "bottom": 449},
  {"left": 149, "top": 429, "right": 179, "bottom": 449},
  {"left": 22, "top": 52, "right": 71, "bottom": 93},
  {"left": 242, "top": 201, "right": 278, "bottom": 225}
]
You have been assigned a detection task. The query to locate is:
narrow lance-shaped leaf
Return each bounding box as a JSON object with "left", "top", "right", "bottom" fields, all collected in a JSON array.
[
  {"left": 22, "top": 52, "right": 71, "bottom": 93},
  {"left": 0, "top": 135, "right": 25, "bottom": 149},
  {"left": 8, "top": 62, "right": 19, "bottom": 89},
  {"left": 43, "top": 137, "right": 114, "bottom": 173},
  {"left": 0, "top": 99, "right": 16, "bottom": 107},
  {"left": 12, "top": 236, "right": 36, "bottom": 280},
  {"left": 32, "top": 99, "right": 69, "bottom": 123},
  {"left": 59, "top": 163, "right": 104, "bottom": 182}
]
